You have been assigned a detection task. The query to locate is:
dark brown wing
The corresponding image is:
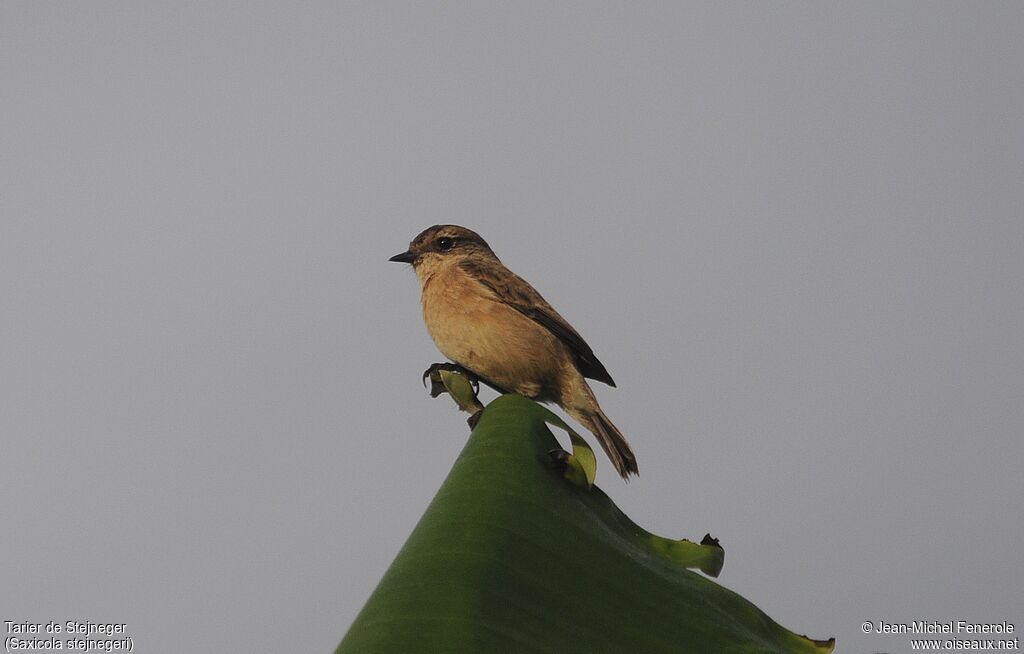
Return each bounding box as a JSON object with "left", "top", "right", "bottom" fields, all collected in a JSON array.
[{"left": 460, "top": 259, "right": 616, "bottom": 387}]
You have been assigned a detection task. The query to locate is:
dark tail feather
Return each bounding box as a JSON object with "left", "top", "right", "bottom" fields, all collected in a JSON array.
[{"left": 591, "top": 409, "right": 639, "bottom": 480}]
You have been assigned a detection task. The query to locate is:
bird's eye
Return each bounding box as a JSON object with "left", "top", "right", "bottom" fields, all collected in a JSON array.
[{"left": 437, "top": 237, "right": 455, "bottom": 251}]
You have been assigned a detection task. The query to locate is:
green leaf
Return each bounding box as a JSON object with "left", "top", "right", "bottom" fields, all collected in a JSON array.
[
  {"left": 437, "top": 369, "right": 485, "bottom": 414},
  {"left": 337, "top": 394, "right": 834, "bottom": 654},
  {"left": 534, "top": 404, "right": 597, "bottom": 487}
]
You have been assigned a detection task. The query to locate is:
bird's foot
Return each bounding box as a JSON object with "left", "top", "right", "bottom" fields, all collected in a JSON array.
[
  {"left": 422, "top": 362, "right": 485, "bottom": 420},
  {"left": 422, "top": 362, "right": 479, "bottom": 397}
]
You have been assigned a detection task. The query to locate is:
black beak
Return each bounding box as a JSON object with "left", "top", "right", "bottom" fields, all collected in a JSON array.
[{"left": 388, "top": 250, "right": 417, "bottom": 264}]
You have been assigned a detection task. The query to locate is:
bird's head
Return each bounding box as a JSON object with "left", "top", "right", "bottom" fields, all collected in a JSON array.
[{"left": 389, "top": 225, "right": 498, "bottom": 271}]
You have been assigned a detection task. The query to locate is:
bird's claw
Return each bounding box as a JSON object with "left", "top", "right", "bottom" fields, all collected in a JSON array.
[
  {"left": 422, "top": 362, "right": 479, "bottom": 398},
  {"left": 422, "top": 362, "right": 485, "bottom": 419}
]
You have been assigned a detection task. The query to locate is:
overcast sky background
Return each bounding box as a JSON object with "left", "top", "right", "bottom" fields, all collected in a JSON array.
[{"left": 2, "top": 3, "right": 1021, "bottom": 653}]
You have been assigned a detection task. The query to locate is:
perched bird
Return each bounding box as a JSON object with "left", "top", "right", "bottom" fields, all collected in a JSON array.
[{"left": 389, "top": 225, "right": 638, "bottom": 479}]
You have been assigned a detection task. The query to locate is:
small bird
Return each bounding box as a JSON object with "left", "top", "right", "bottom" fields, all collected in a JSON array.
[{"left": 389, "top": 225, "right": 638, "bottom": 479}]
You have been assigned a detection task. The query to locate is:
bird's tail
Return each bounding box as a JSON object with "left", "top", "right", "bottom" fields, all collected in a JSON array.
[
  {"left": 580, "top": 407, "right": 638, "bottom": 480},
  {"left": 562, "top": 377, "right": 638, "bottom": 480},
  {"left": 592, "top": 408, "right": 639, "bottom": 479}
]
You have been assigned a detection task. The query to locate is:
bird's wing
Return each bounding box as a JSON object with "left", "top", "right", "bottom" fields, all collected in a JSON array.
[{"left": 459, "top": 259, "right": 616, "bottom": 387}]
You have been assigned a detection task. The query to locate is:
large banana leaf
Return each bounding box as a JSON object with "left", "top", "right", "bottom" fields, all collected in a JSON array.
[{"left": 337, "top": 393, "right": 833, "bottom": 653}]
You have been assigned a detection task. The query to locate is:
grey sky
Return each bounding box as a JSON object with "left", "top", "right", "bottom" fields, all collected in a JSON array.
[{"left": 2, "top": 3, "right": 1021, "bottom": 652}]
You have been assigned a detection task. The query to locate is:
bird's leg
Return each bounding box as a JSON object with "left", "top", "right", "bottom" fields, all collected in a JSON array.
[
  {"left": 422, "top": 362, "right": 480, "bottom": 397},
  {"left": 422, "top": 362, "right": 484, "bottom": 422}
]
